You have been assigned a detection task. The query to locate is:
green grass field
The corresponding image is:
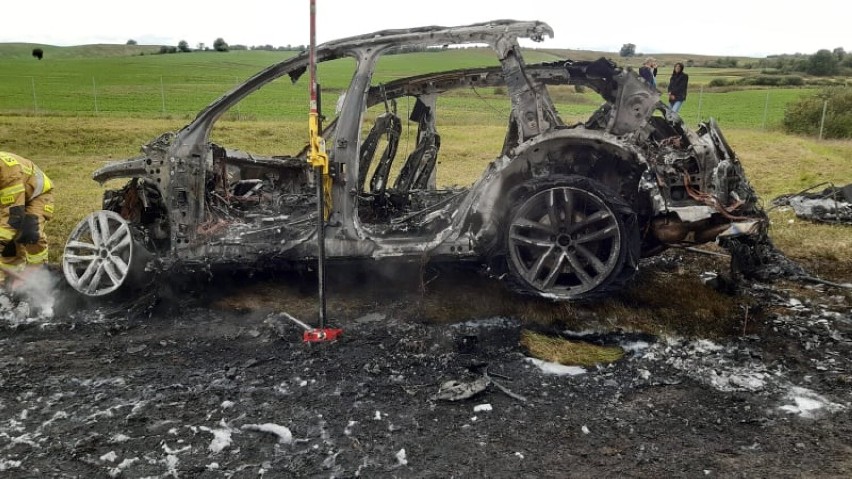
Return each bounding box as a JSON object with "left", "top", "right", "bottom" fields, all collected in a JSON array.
[{"left": 0, "top": 45, "right": 827, "bottom": 129}]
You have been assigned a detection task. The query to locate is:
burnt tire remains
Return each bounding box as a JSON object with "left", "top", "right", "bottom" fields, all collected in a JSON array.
[{"left": 504, "top": 175, "right": 639, "bottom": 300}]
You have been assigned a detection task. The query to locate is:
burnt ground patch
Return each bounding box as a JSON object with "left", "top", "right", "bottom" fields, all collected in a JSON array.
[{"left": 0, "top": 254, "right": 850, "bottom": 478}]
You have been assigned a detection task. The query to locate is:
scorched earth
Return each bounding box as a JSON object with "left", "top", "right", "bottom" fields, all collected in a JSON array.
[{"left": 0, "top": 258, "right": 850, "bottom": 478}]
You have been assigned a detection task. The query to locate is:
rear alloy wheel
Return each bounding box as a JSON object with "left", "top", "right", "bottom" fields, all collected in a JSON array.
[
  {"left": 62, "top": 210, "right": 151, "bottom": 297},
  {"left": 505, "top": 175, "right": 639, "bottom": 300}
]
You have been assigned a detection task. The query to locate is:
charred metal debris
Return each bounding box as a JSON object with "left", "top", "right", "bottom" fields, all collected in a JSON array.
[
  {"left": 772, "top": 182, "right": 852, "bottom": 225},
  {"left": 62, "top": 20, "right": 791, "bottom": 300}
]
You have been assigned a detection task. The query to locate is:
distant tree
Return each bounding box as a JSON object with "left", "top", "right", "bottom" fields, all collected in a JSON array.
[
  {"left": 197, "top": 42, "right": 206, "bottom": 51},
  {"left": 178, "top": 40, "right": 191, "bottom": 52},
  {"left": 832, "top": 47, "right": 845, "bottom": 62},
  {"left": 126, "top": 39, "right": 137, "bottom": 45},
  {"left": 158, "top": 46, "right": 169, "bottom": 54},
  {"left": 619, "top": 43, "right": 636, "bottom": 57},
  {"left": 213, "top": 37, "right": 229, "bottom": 52},
  {"left": 230, "top": 44, "right": 248, "bottom": 51},
  {"left": 806, "top": 49, "right": 839, "bottom": 76},
  {"left": 32, "top": 48, "right": 44, "bottom": 60}
]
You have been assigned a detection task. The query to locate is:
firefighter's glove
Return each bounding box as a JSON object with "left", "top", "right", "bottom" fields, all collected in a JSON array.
[
  {"left": 0, "top": 240, "right": 14, "bottom": 258},
  {"left": 8, "top": 205, "right": 24, "bottom": 230},
  {"left": 17, "top": 214, "right": 40, "bottom": 244}
]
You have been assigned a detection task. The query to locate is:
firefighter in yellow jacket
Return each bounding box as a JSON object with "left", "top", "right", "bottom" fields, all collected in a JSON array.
[{"left": 0, "top": 151, "right": 54, "bottom": 285}]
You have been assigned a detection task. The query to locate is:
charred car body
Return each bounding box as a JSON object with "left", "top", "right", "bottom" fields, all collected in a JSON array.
[{"left": 62, "top": 20, "right": 766, "bottom": 300}]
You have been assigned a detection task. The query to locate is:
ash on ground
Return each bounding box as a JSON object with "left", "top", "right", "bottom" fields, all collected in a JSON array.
[{"left": 0, "top": 265, "right": 850, "bottom": 478}]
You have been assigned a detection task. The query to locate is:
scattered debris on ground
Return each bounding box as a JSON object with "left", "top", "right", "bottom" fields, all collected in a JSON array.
[
  {"left": 773, "top": 182, "right": 852, "bottom": 224},
  {"left": 1, "top": 260, "right": 850, "bottom": 477}
]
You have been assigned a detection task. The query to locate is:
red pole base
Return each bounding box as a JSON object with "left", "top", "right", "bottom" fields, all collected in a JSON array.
[{"left": 303, "top": 328, "right": 343, "bottom": 342}]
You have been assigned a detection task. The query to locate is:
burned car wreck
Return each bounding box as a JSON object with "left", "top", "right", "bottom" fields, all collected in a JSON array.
[{"left": 62, "top": 20, "right": 767, "bottom": 301}]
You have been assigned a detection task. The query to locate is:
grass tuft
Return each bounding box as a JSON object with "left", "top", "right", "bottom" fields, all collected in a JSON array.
[{"left": 520, "top": 330, "right": 624, "bottom": 366}]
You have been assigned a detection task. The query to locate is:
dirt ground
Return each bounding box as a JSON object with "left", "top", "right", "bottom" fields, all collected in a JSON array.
[{"left": 1, "top": 255, "right": 850, "bottom": 478}]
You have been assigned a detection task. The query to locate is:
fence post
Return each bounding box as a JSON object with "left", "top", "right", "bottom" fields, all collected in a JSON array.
[
  {"left": 160, "top": 76, "right": 166, "bottom": 116},
  {"left": 235, "top": 76, "right": 241, "bottom": 121},
  {"left": 695, "top": 86, "right": 703, "bottom": 124},
  {"left": 93, "top": 77, "right": 99, "bottom": 114},
  {"left": 31, "top": 77, "right": 37, "bottom": 113},
  {"left": 761, "top": 91, "right": 769, "bottom": 130},
  {"left": 818, "top": 100, "right": 828, "bottom": 140}
]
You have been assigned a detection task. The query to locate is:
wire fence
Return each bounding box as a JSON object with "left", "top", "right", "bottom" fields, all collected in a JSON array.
[{"left": 0, "top": 74, "right": 836, "bottom": 136}]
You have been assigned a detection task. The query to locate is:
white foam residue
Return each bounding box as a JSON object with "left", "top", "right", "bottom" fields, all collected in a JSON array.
[
  {"left": 241, "top": 423, "right": 293, "bottom": 444},
  {"left": 200, "top": 423, "right": 233, "bottom": 453},
  {"left": 621, "top": 341, "right": 651, "bottom": 353},
  {"left": 0, "top": 459, "right": 22, "bottom": 471},
  {"left": 163, "top": 454, "right": 179, "bottom": 476},
  {"left": 100, "top": 451, "right": 117, "bottom": 463},
  {"left": 108, "top": 457, "right": 139, "bottom": 478},
  {"left": 395, "top": 448, "right": 408, "bottom": 466},
  {"left": 525, "top": 357, "right": 586, "bottom": 376},
  {"left": 691, "top": 339, "right": 724, "bottom": 353},
  {"left": 473, "top": 404, "right": 492, "bottom": 412},
  {"left": 779, "top": 386, "right": 845, "bottom": 418},
  {"left": 709, "top": 371, "right": 768, "bottom": 392},
  {"left": 162, "top": 442, "right": 191, "bottom": 454},
  {"left": 110, "top": 433, "right": 131, "bottom": 443}
]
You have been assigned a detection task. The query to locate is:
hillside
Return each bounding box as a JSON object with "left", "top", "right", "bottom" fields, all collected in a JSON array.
[
  {"left": 1, "top": 41, "right": 764, "bottom": 64},
  {"left": 0, "top": 42, "right": 164, "bottom": 59}
]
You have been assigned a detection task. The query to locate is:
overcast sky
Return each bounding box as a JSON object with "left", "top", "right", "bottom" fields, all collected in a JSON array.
[{"left": 2, "top": 0, "right": 848, "bottom": 57}]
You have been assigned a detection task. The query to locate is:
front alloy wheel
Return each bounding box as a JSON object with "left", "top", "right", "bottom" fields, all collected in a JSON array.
[{"left": 62, "top": 210, "right": 150, "bottom": 297}]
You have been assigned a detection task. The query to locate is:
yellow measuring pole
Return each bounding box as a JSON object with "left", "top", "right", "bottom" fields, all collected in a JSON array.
[{"left": 308, "top": 0, "right": 331, "bottom": 220}]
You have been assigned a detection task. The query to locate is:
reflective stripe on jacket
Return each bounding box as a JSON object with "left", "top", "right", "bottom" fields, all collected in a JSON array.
[{"left": 0, "top": 152, "right": 54, "bottom": 205}]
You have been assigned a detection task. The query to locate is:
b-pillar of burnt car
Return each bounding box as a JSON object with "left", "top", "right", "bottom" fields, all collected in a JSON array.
[{"left": 61, "top": 20, "right": 766, "bottom": 300}]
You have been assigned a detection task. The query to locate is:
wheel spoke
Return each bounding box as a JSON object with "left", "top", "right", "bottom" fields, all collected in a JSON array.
[
  {"left": 105, "top": 223, "right": 129, "bottom": 249},
  {"left": 547, "top": 189, "right": 573, "bottom": 229},
  {"left": 110, "top": 232, "right": 132, "bottom": 253},
  {"left": 109, "top": 255, "right": 130, "bottom": 276},
  {"left": 512, "top": 217, "right": 555, "bottom": 236},
  {"left": 575, "top": 224, "right": 618, "bottom": 244},
  {"left": 77, "top": 258, "right": 100, "bottom": 287},
  {"left": 558, "top": 188, "right": 574, "bottom": 228},
  {"left": 64, "top": 253, "right": 98, "bottom": 263},
  {"left": 87, "top": 215, "right": 101, "bottom": 246},
  {"left": 510, "top": 231, "right": 554, "bottom": 248},
  {"left": 98, "top": 213, "right": 112, "bottom": 246},
  {"left": 524, "top": 245, "right": 557, "bottom": 285},
  {"left": 103, "top": 261, "right": 123, "bottom": 286},
  {"left": 88, "top": 264, "right": 107, "bottom": 293},
  {"left": 576, "top": 244, "right": 609, "bottom": 274},
  {"left": 569, "top": 210, "right": 612, "bottom": 233},
  {"left": 67, "top": 240, "right": 98, "bottom": 251},
  {"left": 563, "top": 251, "right": 593, "bottom": 286},
  {"left": 540, "top": 252, "right": 566, "bottom": 289}
]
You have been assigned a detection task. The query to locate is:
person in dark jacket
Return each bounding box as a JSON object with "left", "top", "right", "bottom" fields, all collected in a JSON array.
[
  {"left": 638, "top": 57, "right": 658, "bottom": 89},
  {"left": 667, "top": 62, "right": 689, "bottom": 112}
]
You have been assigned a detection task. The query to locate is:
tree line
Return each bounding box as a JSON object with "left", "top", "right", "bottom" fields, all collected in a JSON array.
[
  {"left": 126, "top": 38, "right": 307, "bottom": 55},
  {"left": 619, "top": 43, "right": 850, "bottom": 76}
]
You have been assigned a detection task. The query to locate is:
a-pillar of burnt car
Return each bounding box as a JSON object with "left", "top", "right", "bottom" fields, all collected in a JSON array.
[{"left": 62, "top": 20, "right": 766, "bottom": 300}]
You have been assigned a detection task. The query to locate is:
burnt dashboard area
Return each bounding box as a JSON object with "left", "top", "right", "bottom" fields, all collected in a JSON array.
[{"left": 199, "top": 145, "right": 317, "bottom": 239}]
